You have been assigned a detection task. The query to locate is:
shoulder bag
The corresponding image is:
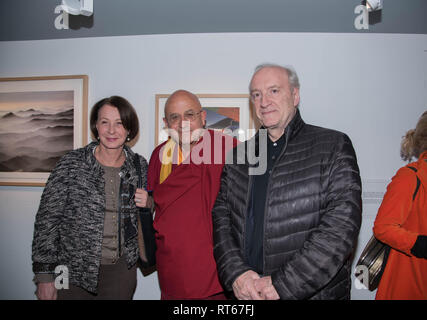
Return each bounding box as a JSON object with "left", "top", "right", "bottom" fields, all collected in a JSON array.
[
  {"left": 134, "top": 153, "right": 157, "bottom": 268},
  {"left": 355, "top": 235, "right": 390, "bottom": 291},
  {"left": 355, "top": 165, "right": 421, "bottom": 291}
]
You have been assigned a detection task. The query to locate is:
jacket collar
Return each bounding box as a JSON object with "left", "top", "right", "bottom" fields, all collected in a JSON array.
[
  {"left": 256, "top": 108, "right": 304, "bottom": 141},
  {"left": 84, "top": 141, "right": 137, "bottom": 179},
  {"left": 285, "top": 108, "right": 305, "bottom": 141},
  {"left": 251, "top": 108, "right": 305, "bottom": 152},
  {"left": 418, "top": 151, "right": 427, "bottom": 183}
]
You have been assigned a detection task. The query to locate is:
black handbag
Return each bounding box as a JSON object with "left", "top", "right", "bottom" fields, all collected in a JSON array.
[
  {"left": 133, "top": 153, "right": 156, "bottom": 268},
  {"left": 355, "top": 235, "right": 390, "bottom": 291}
]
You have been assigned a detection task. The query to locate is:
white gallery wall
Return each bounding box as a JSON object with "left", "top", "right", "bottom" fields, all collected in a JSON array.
[{"left": 0, "top": 32, "right": 426, "bottom": 300}]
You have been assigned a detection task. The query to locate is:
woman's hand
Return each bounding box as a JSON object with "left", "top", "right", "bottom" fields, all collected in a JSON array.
[
  {"left": 134, "top": 188, "right": 152, "bottom": 208},
  {"left": 36, "top": 282, "right": 57, "bottom": 300}
]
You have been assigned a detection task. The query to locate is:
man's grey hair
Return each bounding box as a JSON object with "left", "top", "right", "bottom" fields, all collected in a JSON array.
[{"left": 252, "top": 63, "right": 300, "bottom": 90}]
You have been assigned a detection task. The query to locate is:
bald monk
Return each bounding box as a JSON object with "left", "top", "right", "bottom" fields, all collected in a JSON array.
[{"left": 136, "top": 90, "right": 237, "bottom": 299}]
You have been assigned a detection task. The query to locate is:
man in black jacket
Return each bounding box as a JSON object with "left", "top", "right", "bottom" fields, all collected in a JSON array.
[{"left": 212, "top": 64, "right": 362, "bottom": 300}]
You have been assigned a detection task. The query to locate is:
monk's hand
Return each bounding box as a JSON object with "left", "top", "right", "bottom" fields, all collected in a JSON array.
[
  {"left": 134, "top": 188, "right": 151, "bottom": 208},
  {"left": 254, "top": 276, "right": 280, "bottom": 300},
  {"left": 232, "top": 270, "right": 263, "bottom": 300}
]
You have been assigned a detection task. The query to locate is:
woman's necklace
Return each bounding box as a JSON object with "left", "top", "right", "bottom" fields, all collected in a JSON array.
[{"left": 95, "top": 146, "right": 125, "bottom": 167}]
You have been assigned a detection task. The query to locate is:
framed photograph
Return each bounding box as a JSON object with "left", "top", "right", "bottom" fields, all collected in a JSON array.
[
  {"left": 155, "top": 94, "right": 257, "bottom": 146},
  {"left": 0, "top": 75, "right": 88, "bottom": 186}
]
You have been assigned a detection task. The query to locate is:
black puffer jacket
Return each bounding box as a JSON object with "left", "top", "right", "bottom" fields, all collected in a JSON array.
[
  {"left": 212, "top": 110, "right": 362, "bottom": 300},
  {"left": 32, "top": 142, "right": 148, "bottom": 293}
]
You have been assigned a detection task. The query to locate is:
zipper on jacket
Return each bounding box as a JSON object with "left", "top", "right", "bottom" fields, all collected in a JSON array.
[
  {"left": 242, "top": 173, "right": 254, "bottom": 258},
  {"left": 261, "top": 127, "right": 291, "bottom": 274}
]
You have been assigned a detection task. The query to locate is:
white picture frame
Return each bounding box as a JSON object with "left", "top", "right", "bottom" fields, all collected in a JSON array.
[{"left": 0, "top": 75, "right": 88, "bottom": 186}]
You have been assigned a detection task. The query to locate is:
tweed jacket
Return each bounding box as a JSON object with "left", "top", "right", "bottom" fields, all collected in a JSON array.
[
  {"left": 32, "top": 142, "right": 148, "bottom": 293},
  {"left": 212, "top": 110, "right": 362, "bottom": 299}
]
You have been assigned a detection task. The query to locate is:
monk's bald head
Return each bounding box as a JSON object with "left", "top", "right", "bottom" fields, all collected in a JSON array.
[
  {"left": 163, "top": 90, "right": 207, "bottom": 145},
  {"left": 164, "top": 90, "right": 202, "bottom": 116}
]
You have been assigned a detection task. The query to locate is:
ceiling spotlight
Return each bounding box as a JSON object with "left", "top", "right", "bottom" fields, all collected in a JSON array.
[
  {"left": 366, "top": 0, "right": 383, "bottom": 12},
  {"left": 61, "top": 0, "right": 93, "bottom": 16}
]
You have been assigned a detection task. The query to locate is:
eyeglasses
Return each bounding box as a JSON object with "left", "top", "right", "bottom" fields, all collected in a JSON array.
[
  {"left": 250, "top": 86, "right": 282, "bottom": 103},
  {"left": 167, "top": 110, "right": 202, "bottom": 124}
]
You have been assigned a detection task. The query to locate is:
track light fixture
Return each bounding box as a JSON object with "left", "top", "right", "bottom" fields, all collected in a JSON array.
[
  {"left": 61, "top": 0, "right": 93, "bottom": 16},
  {"left": 365, "top": 0, "right": 383, "bottom": 12}
]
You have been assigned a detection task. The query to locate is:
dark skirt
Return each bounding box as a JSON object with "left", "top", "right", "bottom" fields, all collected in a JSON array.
[{"left": 57, "top": 256, "right": 137, "bottom": 300}]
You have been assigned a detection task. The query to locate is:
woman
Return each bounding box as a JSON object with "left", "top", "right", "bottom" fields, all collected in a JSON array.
[
  {"left": 32, "top": 96, "right": 151, "bottom": 300},
  {"left": 373, "top": 111, "right": 427, "bottom": 299}
]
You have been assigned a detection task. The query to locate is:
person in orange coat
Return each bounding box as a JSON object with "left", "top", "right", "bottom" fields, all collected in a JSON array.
[{"left": 373, "top": 111, "right": 427, "bottom": 300}]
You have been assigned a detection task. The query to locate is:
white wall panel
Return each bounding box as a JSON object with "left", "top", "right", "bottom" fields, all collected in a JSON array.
[{"left": 0, "top": 32, "right": 426, "bottom": 299}]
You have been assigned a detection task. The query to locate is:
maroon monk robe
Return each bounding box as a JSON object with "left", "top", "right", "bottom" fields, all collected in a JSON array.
[{"left": 147, "top": 129, "right": 237, "bottom": 299}]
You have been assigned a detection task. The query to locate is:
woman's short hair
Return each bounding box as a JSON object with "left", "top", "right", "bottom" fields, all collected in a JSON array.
[
  {"left": 90, "top": 96, "right": 139, "bottom": 141},
  {"left": 401, "top": 111, "right": 427, "bottom": 161}
]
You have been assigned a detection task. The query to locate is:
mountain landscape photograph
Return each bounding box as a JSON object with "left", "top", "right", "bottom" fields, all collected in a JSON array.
[{"left": 0, "top": 90, "right": 74, "bottom": 172}]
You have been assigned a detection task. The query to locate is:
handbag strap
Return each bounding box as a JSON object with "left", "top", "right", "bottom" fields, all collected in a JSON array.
[
  {"left": 407, "top": 166, "right": 421, "bottom": 201},
  {"left": 133, "top": 153, "right": 143, "bottom": 189}
]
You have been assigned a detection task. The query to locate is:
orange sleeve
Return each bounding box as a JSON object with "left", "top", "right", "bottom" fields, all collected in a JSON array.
[{"left": 373, "top": 167, "right": 419, "bottom": 255}]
